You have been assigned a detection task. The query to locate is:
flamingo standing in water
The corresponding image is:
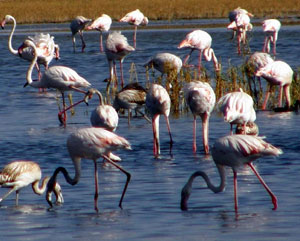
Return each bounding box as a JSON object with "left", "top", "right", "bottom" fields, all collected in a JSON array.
[
  {"left": 146, "top": 84, "right": 173, "bottom": 158},
  {"left": 0, "top": 161, "right": 63, "bottom": 205},
  {"left": 113, "top": 82, "right": 150, "bottom": 125},
  {"left": 255, "top": 60, "right": 293, "bottom": 110},
  {"left": 87, "top": 14, "right": 112, "bottom": 52},
  {"left": 184, "top": 81, "right": 216, "bottom": 154},
  {"left": 228, "top": 7, "right": 253, "bottom": 40},
  {"left": 217, "top": 89, "right": 256, "bottom": 134},
  {"left": 105, "top": 31, "right": 135, "bottom": 89},
  {"left": 178, "top": 30, "right": 220, "bottom": 78},
  {"left": 144, "top": 52, "right": 182, "bottom": 80},
  {"left": 262, "top": 19, "right": 281, "bottom": 56},
  {"left": 46, "top": 127, "right": 131, "bottom": 212},
  {"left": 181, "top": 134, "right": 282, "bottom": 212},
  {"left": 119, "top": 9, "right": 148, "bottom": 48},
  {"left": 1, "top": 15, "right": 60, "bottom": 79},
  {"left": 20, "top": 39, "right": 91, "bottom": 124},
  {"left": 70, "top": 16, "right": 92, "bottom": 52}
]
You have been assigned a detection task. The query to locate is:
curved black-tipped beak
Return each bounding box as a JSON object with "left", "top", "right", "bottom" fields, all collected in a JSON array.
[{"left": 23, "top": 82, "right": 28, "bottom": 88}]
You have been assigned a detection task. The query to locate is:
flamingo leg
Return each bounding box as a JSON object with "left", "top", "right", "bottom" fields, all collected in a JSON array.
[
  {"left": 58, "top": 98, "right": 87, "bottom": 124},
  {"left": 233, "top": 171, "right": 238, "bottom": 212},
  {"left": 152, "top": 115, "right": 160, "bottom": 157},
  {"left": 99, "top": 31, "right": 104, "bottom": 53},
  {"left": 0, "top": 187, "right": 18, "bottom": 203},
  {"left": 247, "top": 162, "right": 278, "bottom": 210},
  {"left": 193, "top": 115, "right": 197, "bottom": 153},
  {"left": 183, "top": 49, "right": 194, "bottom": 67},
  {"left": 273, "top": 32, "right": 277, "bottom": 55},
  {"left": 133, "top": 25, "right": 137, "bottom": 49},
  {"left": 198, "top": 50, "right": 203, "bottom": 78},
  {"left": 262, "top": 85, "right": 272, "bottom": 110},
  {"left": 79, "top": 31, "right": 86, "bottom": 52},
  {"left": 119, "top": 60, "right": 124, "bottom": 88},
  {"left": 103, "top": 156, "right": 131, "bottom": 209},
  {"left": 94, "top": 160, "right": 99, "bottom": 212},
  {"left": 201, "top": 113, "right": 209, "bottom": 155},
  {"left": 278, "top": 85, "right": 283, "bottom": 108},
  {"left": 263, "top": 36, "right": 268, "bottom": 53}
]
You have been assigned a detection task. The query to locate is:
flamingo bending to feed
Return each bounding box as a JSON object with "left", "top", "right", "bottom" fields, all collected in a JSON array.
[
  {"left": 20, "top": 39, "right": 91, "bottom": 124},
  {"left": 181, "top": 134, "right": 282, "bottom": 212},
  {"left": 119, "top": 9, "right": 148, "bottom": 48},
  {"left": 1, "top": 15, "right": 59, "bottom": 79},
  {"left": 178, "top": 30, "right": 220, "bottom": 78},
  {"left": 113, "top": 82, "right": 150, "bottom": 125},
  {"left": 0, "top": 161, "right": 63, "bottom": 205},
  {"left": 255, "top": 60, "right": 293, "bottom": 110},
  {"left": 262, "top": 19, "right": 281, "bottom": 56},
  {"left": 146, "top": 84, "right": 173, "bottom": 157},
  {"left": 46, "top": 127, "right": 131, "bottom": 212},
  {"left": 217, "top": 89, "right": 256, "bottom": 135},
  {"left": 105, "top": 31, "right": 135, "bottom": 89},
  {"left": 144, "top": 53, "right": 182, "bottom": 79},
  {"left": 184, "top": 81, "right": 216, "bottom": 154},
  {"left": 87, "top": 14, "right": 112, "bottom": 52},
  {"left": 70, "top": 16, "right": 92, "bottom": 52}
]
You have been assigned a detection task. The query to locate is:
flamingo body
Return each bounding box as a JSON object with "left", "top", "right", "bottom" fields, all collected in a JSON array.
[
  {"left": 70, "top": 16, "right": 92, "bottom": 52},
  {"left": 262, "top": 19, "right": 281, "bottom": 55}
]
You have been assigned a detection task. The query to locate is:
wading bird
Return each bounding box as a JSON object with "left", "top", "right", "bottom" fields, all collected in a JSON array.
[
  {"left": 262, "top": 19, "right": 281, "bottom": 56},
  {"left": 181, "top": 134, "right": 282, "bottom": 212},
  {"left": 46, "top": 127, "right": 131, "bottom": 212},
  {"left": 178, "top": 30, "right": 220, "bottom": 78},
  {"left": 119, "top": 9, "right": 148, "bottom": 48},
  {"left": 228, "top": 7, "right": 253, "bottom": 40},
  {"left": 146, "top": 84, "right": 173, "bottom": 157},
  {"left": 87, "top": 14, "right": 112, "bottom": 52},
  {"left": 113, "top": 82, "right": 150, "bottom": 125},
  {"left": 20, "top": 39, "right": 91, "bottom": 124},
  {"left": 105, "top": 31, "right": 135, "bottom": 89},
  {"left": 255, "top": 60, "right": 293, "bottom": 110},
  {"left": 184, "top": 81, "right": 216, "bottom": 154},
  {"left": 217, "top": 89, "right": 256, "bottom": 134},
  {"left": 0, "top": 160, "right": 63, "bottom": 205},
  {"left": 70, "top": 16, "right": 92, "bottom": 52}
]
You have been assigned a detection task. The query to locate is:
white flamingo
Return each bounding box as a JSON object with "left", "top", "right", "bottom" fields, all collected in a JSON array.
[{"left": 262, "top": 19, "right": 281, "bottom": 56}]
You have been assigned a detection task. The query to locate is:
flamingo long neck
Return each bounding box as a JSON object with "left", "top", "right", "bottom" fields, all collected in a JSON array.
[
  {"left": 95, "top": 90, "right": 104, "bottom": 105},
  {"left": 181, "top": 164, "right": 226, "bottom": 210},
  {"left": 7, "top": 16, "right": 18, "bottom": 56},
  {"left": 26, "top": 43, "right": 43, "bottom": 88},
  {"left": 204, "top": 48, "right": 219, "bottom": 70},
  {"left": 31, "top": 176, "right": 51, "bottom": 195}
]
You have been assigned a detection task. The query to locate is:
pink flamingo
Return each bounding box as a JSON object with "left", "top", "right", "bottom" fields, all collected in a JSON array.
[
  {"left": 87, "top": 14, "right": 112, "bottom": 52},
  {"left": 262, "top": 19, "right": 281, "bottom": 56},
  {"left": 1, "top": 15, "right": 59, "bottom": 79},
  {"left": 217, "top": 89, "right": 256, "bottom": 134},
  {"left": 105, "top": 31, "right": 135, "bottom": 89},
  {"left": 181, "top": 134, "right": 282, "bottom": 212},
  {"left": 113, "top": 82, "right": 150, "bottom": 125},
  {"left": 70, "top": 16, "right": 92, "bottom": 52},
  {"left": 184, "top": 81, "right": 216, "bottom": 154},
  {"left": 146, "top": 84, "right": 173, "bottom": 158},
  {"left": 46, "top": 127, "right": 131, "bottom": 212},
  {"left": 144, "top": 52, "right": 182, "bottom": 79},
  {"left": 20, "top": 39, "right": 91, "bottom": 125},
  {"left": 228, "top": 7, "right": 253, "bottom": 40},
  {"left": 178, "top": 30, "right": 220, "bottom": 78},
  {"left": 0, "top": 160, "right": 63, "bottom": 205},
  {"left": 255, "top": 60, "right": 293, "bottom": 110},
  {"left": 119, "top": 9, "right": 148, "bottom": 48}
]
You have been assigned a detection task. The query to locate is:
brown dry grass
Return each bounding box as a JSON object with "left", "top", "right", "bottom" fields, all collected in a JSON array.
[{"left": 1, "top": 0, "right": 300, "bottom": 24}]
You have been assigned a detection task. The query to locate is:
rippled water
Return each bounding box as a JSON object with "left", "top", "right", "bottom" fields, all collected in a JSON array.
[{"left": 0, "top": 20, "right": 300, "bottom": 240}]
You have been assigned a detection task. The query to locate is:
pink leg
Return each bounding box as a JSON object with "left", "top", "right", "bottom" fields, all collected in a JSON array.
[
  {"left": 100, "top": 32, "right": 104, "bottom": 53},
  {"left": 248, "top": 162, "right": 277, "bottom": 210},
  {"left": 183, "top": 49, "right": 194, "bottom": 67},
  {"left": 58, "top": 98, "right": 86, "bottom": 124},
  {"left": 201, "top": 113, "right": 209, "bottom": 154},
  {"left": 133, "top": 25, "right": 137, "bottom": 49},
  {"left": 94, "top": 160, "right": 99, "bottom": 212},
  {"left": 193, "top": 115, "right": 197, "bottom": 153},
  {"left": 262, "top": 87, "right": 271, "bottom": 110},
  {"left": 79, "top": 32, "right": 86, "bottom": 52},
  {"left": 273, "top": 32, "right": 277, "bottom": 55},
  {"left": 119, "top": 60, "right": 124, "bottom": 89},
  {"left": 278, "top": 86, "right": 283, "bottom": 108},
  {"left": 233, "top": 171, "right": 238, "bottom": 212}
]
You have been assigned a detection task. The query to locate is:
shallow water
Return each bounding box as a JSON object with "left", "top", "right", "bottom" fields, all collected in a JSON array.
[{"left": 0, "top": 20, "right": 300, "bottom": 240}]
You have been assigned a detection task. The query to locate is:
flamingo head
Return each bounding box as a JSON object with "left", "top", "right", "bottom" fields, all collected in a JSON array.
[
  {"left": 54, "top": 44, "right": 60, "bottom": 60},
  {"left": 0, "top": 19, "right": 5, "bottom": 29},
  {"left": 46, "top": 175, "right": 57, "bottom": 207},
  {"left": 53, "top": 182, "right": 64, "bottom": 204}
]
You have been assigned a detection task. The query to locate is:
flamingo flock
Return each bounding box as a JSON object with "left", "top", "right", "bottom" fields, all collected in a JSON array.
[{"left": 1, "top": 8, "right": 293, "bottom": 213}]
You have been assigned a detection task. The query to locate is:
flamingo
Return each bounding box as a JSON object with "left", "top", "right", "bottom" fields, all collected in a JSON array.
[
  {"left": 0, "top": 160, "right": 63, "bottom": 205},
  {"left": 228, "top": 7, "right": 253, "bottom": 39},
  {"left": 146, "top": 84, "right": 173, "bottom": 157},
  {"left": 105, "top": 31, "right": 135, "bottom": 89},
  {"left": 87, "top": 14, "right": 112, "bottom": 52},
  {"left": 70, "top": 16, "right": 92, "bottom": 52},
  {"left": 184, "top": 81, "right": 216, "bottom": 154},
  {"left": 217, "top": 89, "right": 256, "bottom": 134},
  {"left": 113, "top": 82, "right": 150, "bottom": 125},
  {"left": 262, "top": 19, "right": 281, "bottom": 56},
  {"left": 255, "top": 60, "right": 293, "bottom": 110},
  {"left": 227, "top": 10, "right": 253, "bottom": 54},
  {"left": 178, "top": 30, "right": 220, "bottom": 78},
  {"left": 20, "top": 39, "right": 91, "bottom": 124},
  {"left": 1, "top": 15, "right": 59, "bottom": 79},
  {"left": 119, "top": 9, "right": 148, "bottom": 48},
  {"left": 144, "top": 52, "right": 182, "bottom": 79},
  {"left": 45, "top": 127, "right": 131, "bottom": 212},
  {"left": 181, "top": 134, "right": 282, "bottom": 212}
]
